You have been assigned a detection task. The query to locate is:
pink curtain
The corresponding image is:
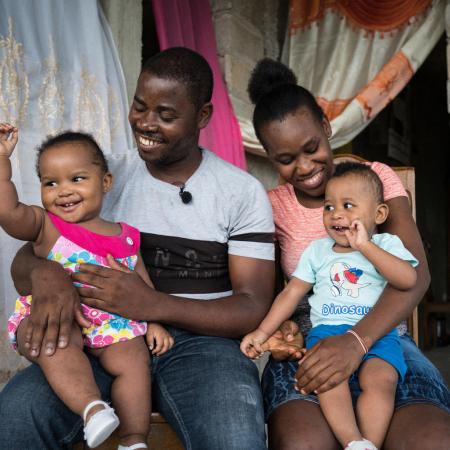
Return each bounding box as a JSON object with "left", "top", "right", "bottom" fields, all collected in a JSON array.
[{"left": 151, "top": 0, "right": 246, "bottom": 169}]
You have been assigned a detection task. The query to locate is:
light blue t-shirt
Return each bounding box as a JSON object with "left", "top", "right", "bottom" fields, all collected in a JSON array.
[{"left": 292, "top": 233, "right": 418, "bottom": 327}]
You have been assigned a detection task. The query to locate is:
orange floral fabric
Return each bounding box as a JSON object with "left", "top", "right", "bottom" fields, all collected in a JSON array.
[
  {"left": 317, "top": 97, "right": 352, "bottom": 122},
  {"left": 290, "top": 0, "right": 432, "bottom": 33},
  {"left": 356, "top": 51, "right": 414, "bottom": 120}
]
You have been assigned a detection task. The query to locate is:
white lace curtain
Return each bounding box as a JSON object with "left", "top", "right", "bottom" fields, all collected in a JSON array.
[{"left": 0, "top": 0, "right": 132, "bottom": 380}]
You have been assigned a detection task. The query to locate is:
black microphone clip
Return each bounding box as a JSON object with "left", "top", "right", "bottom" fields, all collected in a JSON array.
[{"left": 179, "top": 185, "right": 193, "bottom": 204}]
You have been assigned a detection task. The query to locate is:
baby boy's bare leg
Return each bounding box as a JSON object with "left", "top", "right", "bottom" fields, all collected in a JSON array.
[
  {"left": 318, "top": 380, "right": 362, "bottom": 447},
  {"left": 17, "top": 318, "right": 102, "bottom": 418},
  {"left": 357, "top": 357, "right": 398, "bottom": 448},
  {"left": 91, "top": 337, "right": 151, "bottom": 447}
]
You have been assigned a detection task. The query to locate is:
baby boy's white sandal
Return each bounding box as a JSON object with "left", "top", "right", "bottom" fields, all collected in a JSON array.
[
  {"left": 117, "top": 444, "right": 148, "bottom": 450},
  {"left": 345, "top": 438, "right": 378, "bottom": 450},
  {"left": 83, "top": 400, "right": 120, "bottom": 448}
]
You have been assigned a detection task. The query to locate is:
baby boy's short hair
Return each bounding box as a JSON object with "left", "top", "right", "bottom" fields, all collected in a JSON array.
[{"left": 331, "top": 161, "right": 384, "bottom": 203}]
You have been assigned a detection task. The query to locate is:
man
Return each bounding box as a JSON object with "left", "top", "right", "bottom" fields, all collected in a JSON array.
[{"left": 0, "top": 48, "right": 274, "bottom": 450}]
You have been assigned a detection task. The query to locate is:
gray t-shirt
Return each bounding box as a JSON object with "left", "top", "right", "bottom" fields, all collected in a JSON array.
[{"left": 103, "top": 148, "right": 274, "bottom": 300}]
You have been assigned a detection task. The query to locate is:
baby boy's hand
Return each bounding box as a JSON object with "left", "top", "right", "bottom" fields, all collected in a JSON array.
[
  {"left": 240, "top": 329, "right": 269, "bottom": 359},
  {"left": 0, "top": 123, "right": 18, "bottom": 157},
  {"left": 345, "top": 219, "right": 370, "bottom": 250},
  {"left": 146, "top": 322, "right": 174, "bottom": 356}
]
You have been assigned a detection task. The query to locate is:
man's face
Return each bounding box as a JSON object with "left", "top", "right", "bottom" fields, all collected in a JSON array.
[{"left": 128, "top": 72, "right": 207, "bottom": 168}]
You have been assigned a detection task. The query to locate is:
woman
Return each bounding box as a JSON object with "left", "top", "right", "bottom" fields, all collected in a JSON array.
[{"left": 248, "top": 58, "right": 450, "bottom": 450}]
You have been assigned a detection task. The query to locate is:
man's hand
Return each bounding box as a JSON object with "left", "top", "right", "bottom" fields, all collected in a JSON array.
[
  {"left": 24, "top": 262, "right": 89, "bottom": 357},
  {"left": 294, "top": 332, "right": 364, "bottom": 394},
  {"left": 73, "top": 261, "right": 155, "bottom": 320}
]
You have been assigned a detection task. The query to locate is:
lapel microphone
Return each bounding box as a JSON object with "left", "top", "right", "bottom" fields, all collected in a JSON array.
[{"left": 179, "top": 184, "right": 193, "bottom": 204}]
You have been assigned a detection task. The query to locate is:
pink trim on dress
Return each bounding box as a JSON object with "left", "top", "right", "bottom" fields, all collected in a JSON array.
[{"left": 47, "top": 212, "right": 140, "bottom": 258}]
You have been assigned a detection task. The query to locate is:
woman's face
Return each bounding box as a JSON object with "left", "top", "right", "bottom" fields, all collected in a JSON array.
[{"left": 259, "top": 107, "right": 334, "bottom": 204}]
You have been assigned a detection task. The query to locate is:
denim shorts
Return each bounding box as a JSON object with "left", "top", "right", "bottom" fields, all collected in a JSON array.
[
  {"left": 262, "top": 333, "right": 450, "bottom": 421},
  {"left": 306, "top": 324, "right": 407, "bottom": 380}
]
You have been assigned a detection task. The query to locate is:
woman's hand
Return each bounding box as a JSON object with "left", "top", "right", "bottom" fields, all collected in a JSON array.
[
  {"left": 73, "top": 256, "right": 155, "bottom": 320},
  {"left": 261, "top": 320, "right": 305, "bottom": 360},
  {"left": 25, "top": 262, "right": 89, "bottom": 357},
  {"left": 294, "top": 332, "right": 364, "bottom": 394}
]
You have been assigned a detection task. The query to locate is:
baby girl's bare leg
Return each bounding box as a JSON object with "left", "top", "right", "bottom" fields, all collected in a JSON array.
[
  {"left": 17, "top": 318, "right": 102, "bottom": 418},
  {"left": 91, "top": 337, "right": 151, "bottom": 447},
  {"left": 356, "top": 358, "right": 398, "bottom": 449}
]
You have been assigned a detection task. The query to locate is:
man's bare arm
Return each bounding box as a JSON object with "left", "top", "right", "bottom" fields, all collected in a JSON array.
[
  {"left": 11, "top": 242, "right": 89, "bottom": 357},
  {"left": 75, "top": 254, "right": 275, "bottom": 338}
]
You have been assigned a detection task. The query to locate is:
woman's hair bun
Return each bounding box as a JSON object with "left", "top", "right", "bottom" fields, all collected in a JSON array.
[{"left": 247, "top": 58, "right": 298, "bottom": 105}]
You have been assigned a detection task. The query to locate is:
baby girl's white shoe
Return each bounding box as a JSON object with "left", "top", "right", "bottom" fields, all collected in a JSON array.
[
  {"left": 83, "top": 400, "right": 120, "bottom": 448},
  {"left": 117, "top": 444, "right": 148, "bottom": 450},
  {"left": 345, "top": 438, "right": 378, "bottom": 450}
]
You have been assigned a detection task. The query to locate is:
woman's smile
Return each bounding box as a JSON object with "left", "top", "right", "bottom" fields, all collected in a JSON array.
[{"left": 295, "top": 168, "right": 325, "bottom": 190}]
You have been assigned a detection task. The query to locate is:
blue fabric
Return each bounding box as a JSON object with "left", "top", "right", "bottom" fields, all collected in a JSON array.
[
  {"left": 0, "top": 327, "right": 266, "bottom": 450},
  {"left": 262, "top": 334, "right": 450, "bottom": 422},
  {"left": 306, "top": 324, "right": 407, "bottom": 380}
]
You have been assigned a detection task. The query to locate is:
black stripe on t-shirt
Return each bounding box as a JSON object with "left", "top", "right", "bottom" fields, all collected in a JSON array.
[
  {"left": 228, "top": 232, "right": 274, "bottom": 243},
  {"left": 140, "top": 233, "right": 231, "bottom": 294}
]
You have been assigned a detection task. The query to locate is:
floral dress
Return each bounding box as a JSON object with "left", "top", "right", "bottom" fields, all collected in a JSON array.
[{"left": 8, "top": 212, "right": 147, "bottom": 349}]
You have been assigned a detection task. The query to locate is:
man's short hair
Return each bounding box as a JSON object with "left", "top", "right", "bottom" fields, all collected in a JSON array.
[
  {"left": 142, "top": 47, "right": 213, "bottom": 109},
  {"left": 331, "top": 161, "right": 384, "bottom": 203}
]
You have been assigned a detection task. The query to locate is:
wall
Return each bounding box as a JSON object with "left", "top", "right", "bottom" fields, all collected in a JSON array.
[{"left": 211, "top": 0, "right": 287, "bottom": 189}]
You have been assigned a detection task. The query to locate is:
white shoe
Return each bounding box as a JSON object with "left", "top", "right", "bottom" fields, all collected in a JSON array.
[
  {"left": 345, "top": 438, "right": 378, "bottom": 450},
  {"left": 83, "top": 400, "right": 120, "bottom": 448},
  {"left": 117, "top": 444, "right": 148, "bottom": 450}
]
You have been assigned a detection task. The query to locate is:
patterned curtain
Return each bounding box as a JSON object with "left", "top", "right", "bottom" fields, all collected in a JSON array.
[
  {"left": 242, "top": 0, "right": 445, "bottom": 150},
  {"left": 0, "top": 0, "right": 132, "bottom": 381}
]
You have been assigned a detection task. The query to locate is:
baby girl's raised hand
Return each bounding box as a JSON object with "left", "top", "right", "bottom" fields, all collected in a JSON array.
[
  {"left": 0, "top": 123, "right": 18, "bottom": 157},
  {"left": 344, "top": 219, "right": 369, "bottom": 250},
  {"left": 146, "top": 323, "right": 174, "bottom": 356},
  {"left": 240, "top": 328, "right": 269, "bottom": 359}
]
